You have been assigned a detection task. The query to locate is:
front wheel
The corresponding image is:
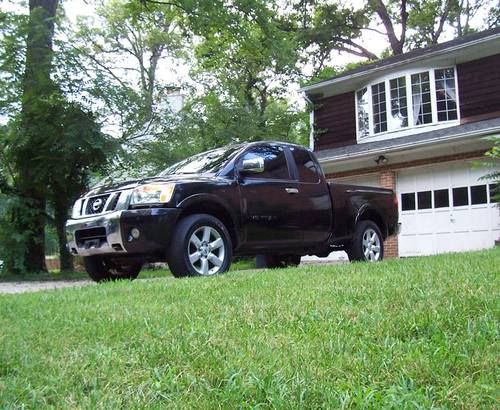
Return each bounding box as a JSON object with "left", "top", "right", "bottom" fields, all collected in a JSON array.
[
  {"left": 347, "top": 220, "right": 384, "bottom": 262},
  {"left": 83, "top": 256, "right": 142, "bottom": 282},
  {"left": 168, "top": 214, "right": 233, "bottom": 278}
]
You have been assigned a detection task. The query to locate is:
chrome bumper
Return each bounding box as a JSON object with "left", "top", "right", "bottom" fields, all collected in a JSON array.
[{"left": 66, "top": 211, "right": 126, "bottom": 257}]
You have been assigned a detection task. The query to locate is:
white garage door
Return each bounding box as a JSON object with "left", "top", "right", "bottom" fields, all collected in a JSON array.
[{"left": 398, "top": 161, "right": 499, "bottom": 257}]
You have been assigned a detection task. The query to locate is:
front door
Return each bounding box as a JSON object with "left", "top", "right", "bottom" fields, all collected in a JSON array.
[{"left": 237, "top": 144, "right": 303, "bottom": 250}]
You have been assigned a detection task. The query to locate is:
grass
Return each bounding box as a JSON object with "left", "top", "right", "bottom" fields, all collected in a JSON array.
[{"left": 0, "top": 249, "right": 498, "bottom": 408}]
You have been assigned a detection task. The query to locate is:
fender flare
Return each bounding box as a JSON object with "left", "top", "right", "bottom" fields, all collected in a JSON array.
[
  {"left": 354, "top": 204, "right": 387, "bottom": 238},
  {"left": 177, "top": 193, "right": 241, "bottom": 245}
]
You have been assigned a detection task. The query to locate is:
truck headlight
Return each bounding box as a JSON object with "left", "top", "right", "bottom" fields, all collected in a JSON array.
[
  {"left": 71, "top": 199, "right": 84, "bottom": 218},
  {"left": 130, "top": 183, "right": 175, "bottom": 206}
]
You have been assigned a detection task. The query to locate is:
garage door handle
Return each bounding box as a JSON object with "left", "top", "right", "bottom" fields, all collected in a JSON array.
[{"left": 285, "top": 188, "right": 299, "bottom": 194}]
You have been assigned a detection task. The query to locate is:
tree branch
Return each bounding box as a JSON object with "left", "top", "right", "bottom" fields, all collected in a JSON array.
[{"left": 375, "top": 0, "right": 403, "bottom": 54}]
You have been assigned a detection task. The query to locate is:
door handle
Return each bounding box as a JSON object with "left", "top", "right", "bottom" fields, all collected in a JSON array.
[{"left": 285, "top": 188, "right": 299, "bottom": 194}]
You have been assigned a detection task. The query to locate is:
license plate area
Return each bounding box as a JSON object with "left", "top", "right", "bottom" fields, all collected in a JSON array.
[{"left": 75, "top": 227, "right": 107, "bottom": 248}]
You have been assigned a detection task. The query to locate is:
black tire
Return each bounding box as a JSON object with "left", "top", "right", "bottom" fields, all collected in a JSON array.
[
  {"left": 168, "top": 214, "right": 232, "bottom": 278},
  {"left": 347, "top": 220, "right": 384, "bottom": 262},
  {"left": 83, "top": 256, "right": 142, "bottom": 282},
  {"left": 256, "top": 254, "right": 301, "bottom": 269}
]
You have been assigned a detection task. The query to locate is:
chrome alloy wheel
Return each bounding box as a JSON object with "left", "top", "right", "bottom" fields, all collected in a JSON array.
[
  {"left": 187, "top": 226, "right": 226, "bottom": 275},
  {"left": 362, "top": 228, "right": 381, "bottom": 262}
]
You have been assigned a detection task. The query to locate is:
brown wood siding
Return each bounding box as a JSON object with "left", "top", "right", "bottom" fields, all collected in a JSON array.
[
  {"left": 314, "top": 92, "right": 356, "bottom": 151},
  {"left": 458, "top": 54, "right": 500, "bottom": 122}
]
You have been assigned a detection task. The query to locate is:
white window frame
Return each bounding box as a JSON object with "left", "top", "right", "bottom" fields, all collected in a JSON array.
[{"left": 355, "top": 66, "right": 460, "bottom": 143}]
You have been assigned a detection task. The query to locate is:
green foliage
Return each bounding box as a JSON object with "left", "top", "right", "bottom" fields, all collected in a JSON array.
[
  {"left": 296, "top": 1, "right": 374, "bottom": 70},
  {"left": 0, "top": 11, "right": 28, "bottom": 119},
  {"left": 0, "top": 249, "right": 498, "bottom": 407},
  {"left": 0, "top": 193, "right": 36, "bottom": 274}
]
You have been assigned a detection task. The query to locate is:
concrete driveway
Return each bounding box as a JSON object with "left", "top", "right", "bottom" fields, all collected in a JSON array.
[{"left": 0, "top": 280, "right": 93, "bottom": 294}]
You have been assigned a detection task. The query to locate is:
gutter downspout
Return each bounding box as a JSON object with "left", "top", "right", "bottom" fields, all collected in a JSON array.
[{"left": 303, "top": 93, "right": 315, "bottom": 151}]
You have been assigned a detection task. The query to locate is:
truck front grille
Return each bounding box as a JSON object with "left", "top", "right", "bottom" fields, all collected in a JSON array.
[{"left": 86, "top": 195, "right": 110, "bottom": 215}]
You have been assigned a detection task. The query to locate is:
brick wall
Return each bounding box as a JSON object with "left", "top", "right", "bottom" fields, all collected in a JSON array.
[{"left": 378, "top": 171, "right": 399, "bottom": 259}]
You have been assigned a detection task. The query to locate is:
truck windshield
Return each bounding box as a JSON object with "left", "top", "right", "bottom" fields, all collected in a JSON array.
[{"left": 158, "top": 145, "right": 242, "bottom": 176}]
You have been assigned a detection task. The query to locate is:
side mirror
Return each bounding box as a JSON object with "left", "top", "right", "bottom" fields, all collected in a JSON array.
[{"left": 240, "top": 157, "right": 265, "bottom": 174}]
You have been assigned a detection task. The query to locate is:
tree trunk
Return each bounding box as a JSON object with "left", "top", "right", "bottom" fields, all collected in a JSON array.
[
  {"left": 54, "top": 203, "right": 73, "bottom": 272},
  {"left": 14, "top": 0, "right": 59, "bottom": 273}
]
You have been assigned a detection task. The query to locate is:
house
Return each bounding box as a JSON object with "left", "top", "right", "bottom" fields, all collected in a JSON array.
[{"left": 301, "top": 27, "right": 500, "bottom": 258}]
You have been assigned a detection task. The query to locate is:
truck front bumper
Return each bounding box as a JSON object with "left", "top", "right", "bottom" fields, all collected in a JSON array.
[{"left": 66, "top": 208, "right": 182, "bottom": 257}]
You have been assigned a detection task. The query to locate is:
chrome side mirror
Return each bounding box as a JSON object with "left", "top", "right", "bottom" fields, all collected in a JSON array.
[{"left": 241, "top": 157, "right": 265, "bottom": 174}]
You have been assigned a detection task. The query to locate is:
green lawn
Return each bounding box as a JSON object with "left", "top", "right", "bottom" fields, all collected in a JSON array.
[{"left": 0, "top": 249, "right": 498, "bottom": 408}]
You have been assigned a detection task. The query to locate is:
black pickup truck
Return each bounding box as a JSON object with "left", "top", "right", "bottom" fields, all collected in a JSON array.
[{"left": 66, "top": 142, "right": 399, "bottom": 281}]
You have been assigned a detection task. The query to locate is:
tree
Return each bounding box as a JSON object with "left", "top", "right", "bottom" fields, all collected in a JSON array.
[
  {"left": 189, "top": 0, "right": 305, "bottom": 147},
  {"left": 294, "top": 0, "right": 497, "bottom": 75},
  {"left": 45, "top": 100, "right": 115, "bottom": 271},
  {"left": 74, "top": 0, "right": 186, "bottom": 143},
  {"left": 0, "top": 3, "right": 117, "bottom": 273},
  {"left": 6, "top": 0, "right": 60, "bottom": 273}
]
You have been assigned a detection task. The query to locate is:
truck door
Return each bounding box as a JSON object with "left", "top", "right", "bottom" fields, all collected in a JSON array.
[
  {"left": 289, "top": 146, "right": 332, "bottom": 244},
  {"left": 237, "top": 144, "right": 303, "bottom": 249}
]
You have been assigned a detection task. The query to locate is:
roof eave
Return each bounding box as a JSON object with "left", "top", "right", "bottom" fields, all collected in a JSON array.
[{"left": 300, "top": 32, "right": 500, "bottom": 96}]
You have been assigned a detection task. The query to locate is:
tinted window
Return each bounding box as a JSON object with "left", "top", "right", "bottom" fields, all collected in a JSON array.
[
  {"left": 417, "top": 191, "right": 432, "bottom": 209},
  {"left": 453, "top": 187, "right": 469, "bottom": 206},
  {"left": 490, "top": 183, "right": 499, "bottom": 203},
  {"left": 470, "top": 185, "right": 487, "bottom": 205},
  {"left": 401, "top": 193, "right": 415, "bottom": 211},
  {"left": 291, "top": 148, "right": 320, "bottom": 183},
  {"left": 434, "top": 189, "right": 449, "bottom": 208},
  {"left": 241, "top": 145, "right": 290, "bottom": 180}
]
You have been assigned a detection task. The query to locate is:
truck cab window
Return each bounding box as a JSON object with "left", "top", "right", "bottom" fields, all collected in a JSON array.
[
  {"left": 241, "top": 145, "right": 290, "bottom": 180},
  {"left": 291, "top": 148, "right": 320, "bottom": 183}
]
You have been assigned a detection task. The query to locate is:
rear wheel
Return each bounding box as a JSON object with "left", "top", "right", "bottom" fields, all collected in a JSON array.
[
  {"left": 168, "top": 214, "right": 232, "bottom": 278},
  {"left": 83, "top": 256, "right": 142, "bottom": 282},
  {"left": 256, "top": 254, "right": 301, "bottom": 269},
  {"left": 347, "top": 220, "right": 384, "bottom": 262}
]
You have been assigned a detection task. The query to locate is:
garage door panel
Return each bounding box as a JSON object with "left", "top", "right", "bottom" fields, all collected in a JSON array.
[
  {"left": 433, "top": 212, "right": 452, "bottom": 233},
  {"left": 435, "top": 233, "right": 455, "bottom": 253},
  {"left": 451, "top": 209, "right": 470, "bottom": 232},
  {"left": 399, "top": 235, "right": 419, "bottom": 256},
  {"left": 400, "top": 213, "right": 416, "bottom": 234},
  {"left": 416, "top": 212, "right": 434, "bottom": 235}
]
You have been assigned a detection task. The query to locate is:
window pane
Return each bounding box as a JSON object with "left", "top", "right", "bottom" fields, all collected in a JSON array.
[
  {"left": 291, "top": 148, "right": 320, "bottom": 183},
  {"left": 490, "top": 183, "right": 499, "bottom": 203},
  {"left": 389, "top": 77, "right": 408, "bottom": 130},
  {"left": 411, "top": 72, "right": 432, "bottom": 125},
  {"left": 435, "top": 68, "right": 458, "bottom": 122},
  {"left": 452, "top": 187, "right": 469, "bottom": 206},
  {"left": 241, "top": 145, "right": 289, "bottom": 180},
  {"left": 371, "top": 82, "right": 387, "bottom": 134},
  {"left": 470, "top": 185, "right": 487, "bottom": 205},
  {"left": 356, "top": 88, "right": 370, "bottom": 138},
  {"left": 417, "top": 191, "right": 432, "bottom": 209},
  {"left": 401, "top": 193, "right": 416, "bottom": 211},
  {"left": 434, "top": 189, "right": 449, "bottom": 208}
]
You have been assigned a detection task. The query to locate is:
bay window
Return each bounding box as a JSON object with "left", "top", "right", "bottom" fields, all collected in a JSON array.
[{"left": 355, "top": 67, "right": 459, "bottom": 139}]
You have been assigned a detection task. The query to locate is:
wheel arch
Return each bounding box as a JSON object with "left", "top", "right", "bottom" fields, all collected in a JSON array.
[
  {"left": 177, "top": 194, "right": 240, "bottom": 249},
  {"left": 355, "top": 206, "right": 387, "bottom": 239}
]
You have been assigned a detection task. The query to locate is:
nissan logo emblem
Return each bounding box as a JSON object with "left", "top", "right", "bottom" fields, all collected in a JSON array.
[{"left": 92, "top": 198, "right": 103, "bottom": 211}]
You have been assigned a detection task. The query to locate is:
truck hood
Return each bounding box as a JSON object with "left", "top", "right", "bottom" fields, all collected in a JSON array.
[{"left": 84, "top": 174, "right": 223, "bottom": 197}]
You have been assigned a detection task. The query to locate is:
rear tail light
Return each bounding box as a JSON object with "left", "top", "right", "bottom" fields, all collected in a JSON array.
[{"left": 393, "top": 191, "right": 399, "bottom": 210}]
